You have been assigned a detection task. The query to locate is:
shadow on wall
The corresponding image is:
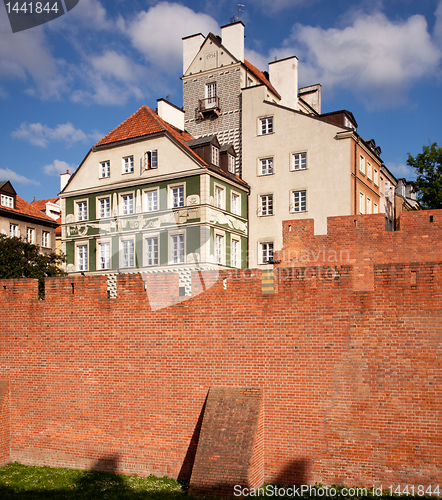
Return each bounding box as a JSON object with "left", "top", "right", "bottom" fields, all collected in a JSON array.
[{"left": 272, "top": 458, "right": 311, "bottom": 487}]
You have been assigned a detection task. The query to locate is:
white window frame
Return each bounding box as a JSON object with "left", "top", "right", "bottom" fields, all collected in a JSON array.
[
  {"left": 123, "top": 155, "right": 134, "bottom": 174},
  {"left": 27, "top": 227, "right": 35, "bottom": 244},
  {"left": 42, "top": 231, "right": 50, "bottom": 248},
  {"left": 1, "top": 194, "right": 14, "bottom": 208},
  {"left": 291, "top": 190, "right": 307, "bottom": 213},
  {"left": 170, "top": 233, "right": 185, "bottom": 264},
  {"left": 367, "top": 161, "right": 372, "bottom": 181},
  {"left": 98, "top": 241, "right": 111, "bottom": 270},
  {"left": 76, "top": 199, "right": 88, "bottom": 222},
  {"left": 259, "top": 117, "right": 273, "bottom": 135},
  {"left": 206, "top": 82, "right": 217, "bottom": 106},
  {"left": 120, "top": 192, "right": 134, "bottom": 216},
  {"left": 9, "top": 224, "right": 18, "bottom": 238},
  {"left": 374, "top": 168, "right": 379, "bottom": 186},
  {"left": 359, "top": 155, "right": 365, "bottom": 174},
  {"left": 231, "top": 191, "right": 241, "bottom": 216},
  {"left": 373, "top": 202, "right": 379, "bottom": 214},
  {"left": 228, "top": 154, "right": 235, "bottom": 174},
  {"left": 260, "top": 242, "right": 274, "bottom": 265},
  {"left": 214, "top": 231, "right": 225, "bottom": 265},
  {"left": 99, "top": 160, "right": 110, "bottom": 179},
  {"left": 76, "top": 243, "right": 88, "bottom": 272},
  {"left": 145, "top": 235, "right": 159, "bottom": 267},
  {"left": 231, "top": 237, "right": 240, "bottom": 268},
  {"left": 142, "top": 150, "right": 158, "bottom": 171},
  {"left": 366, "top": 197, "right": 371, "bottom": 214},
  {"left": 214, "top": 184, "right": 224, "bottom": 210},
  {"left": 144, "top": 188, "right": 159, "bottom": 212},
  {"left": 121, "top": 238, "right": 135, "bottom": 268},
  {"left": 292, "top": 152, "right": 307, "bottom": 171},
  {"left": 169, "top": 183, "right": 185, "bottom": 209},
  {"left": 260, "top": 157, "right": 273, "bottom": 176},
  {"left": 97, "top": 196, "right": 111, "bottom": 219},
  {"left": 359, "top": 192, "right": 364, "bottom": 214},
  {"left": 259, "top": 194, "right": 273, "bottom": 217},
  {"left": 211, "top": 145, "right": 219, "bottom": 166}
]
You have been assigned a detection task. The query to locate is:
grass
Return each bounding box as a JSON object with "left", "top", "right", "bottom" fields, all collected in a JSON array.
[{"left": 0, "top": 463, "right": 437, "bottom": 499}]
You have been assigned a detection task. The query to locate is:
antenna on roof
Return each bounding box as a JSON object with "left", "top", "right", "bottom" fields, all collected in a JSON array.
[{"left": 231, "top": 4, "right": 245, "bottom": 22}]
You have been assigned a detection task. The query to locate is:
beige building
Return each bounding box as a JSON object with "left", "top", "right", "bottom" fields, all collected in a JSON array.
[{"left": 182, "top": 22, "right": 386, "bottom": 267}]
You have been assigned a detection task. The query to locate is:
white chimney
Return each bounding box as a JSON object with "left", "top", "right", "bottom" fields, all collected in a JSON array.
[
  {"left": 182, "top": 33, "right": 205, "bottom": 74},
  {"left": 269, "top": 56, "right": 298, "bottom": 110},
  {"left": 157, "top": 99, "right": 185, "bottom": 131},
  {"left": 60, "top": 170, "right": 71, "bottom": 192},
  {"left": 221, "top": 21, "right": 244, "bottom": 62}
]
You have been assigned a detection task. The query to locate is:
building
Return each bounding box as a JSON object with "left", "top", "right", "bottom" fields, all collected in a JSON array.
[
  {"left": 395, "top": 178, "right": 419, "bottom": 225},
  {"left": 0, "top": 180, "right": 58, "bottom": 253},
  {"left": 59, "top": 101, "right": 249, "bottom": 284},
  {"left": 182, "top": 22, "right": 390, "bottom": 267},
  {"left": 31, "top": 197, "right": 62, "bottom": 254}
]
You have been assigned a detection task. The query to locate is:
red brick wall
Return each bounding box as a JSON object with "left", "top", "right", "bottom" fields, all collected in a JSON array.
[
  {"left": 0, "top": 381, "right": 10, "bottom": 465},
  {"left": 0, "top": 210, "right": 441, "bottom": 493}
]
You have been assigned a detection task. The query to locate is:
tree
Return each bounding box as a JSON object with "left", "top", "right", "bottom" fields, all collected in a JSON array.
[
  {"left": 0, "top": 234, "right": 65, "bottom": 297},
  {"left": 407, "top": 142, "right": 442, "bottom": 209}
]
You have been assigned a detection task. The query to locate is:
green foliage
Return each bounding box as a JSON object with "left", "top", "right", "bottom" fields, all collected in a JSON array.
[
  {"left": 0, "top": 234, "right": 65, "bottom": 297},
  {"left": 407, "top": 142, "right": 442, "bottom": 209}
]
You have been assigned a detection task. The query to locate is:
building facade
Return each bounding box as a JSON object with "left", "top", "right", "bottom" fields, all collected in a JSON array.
[
  {"left": 60, "top": 102, "right": 249, "bottom": 285},
  {"left": 0, "top": 181, "right": 58, "bottom": 253}
]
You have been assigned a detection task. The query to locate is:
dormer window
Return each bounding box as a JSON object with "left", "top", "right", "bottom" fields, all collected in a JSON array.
[
  {"left": 212, "top": 145, "right": 219, "bottom": 166},
  {"left": 1, "top": 194, "right": 14, "bottom": 208}
]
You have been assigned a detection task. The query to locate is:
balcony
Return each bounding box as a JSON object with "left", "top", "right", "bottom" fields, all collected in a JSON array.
[{"left": 198, "top": 96, "right": 220, "bottom": 119}]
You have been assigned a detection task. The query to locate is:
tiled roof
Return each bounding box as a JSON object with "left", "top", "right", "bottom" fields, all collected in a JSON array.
[
  {"left": 1, "top": 195, "right": 56, "bottom": 224},
  {"left": 30, "top": 198, "right": 59, "bottom": 211},
  {"left": 55, "top": 216, "right": 62, "bottom": 236},
  {"left": 244, "top": 60, "right": 281, "bottom": 99}
]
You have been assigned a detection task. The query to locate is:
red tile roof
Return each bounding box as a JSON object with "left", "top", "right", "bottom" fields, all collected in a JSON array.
[
  {"left": 30, "top": 198, "right": 59, "bottom": 211},
  {"left": 55, "top": 216, "right": 62, "bottom": 236},
  {"left": 1, "top": 196, "right": 56, "bottom": 223},
  {"left": 244, "top": 60, "right": 281, "bottom": 99}
]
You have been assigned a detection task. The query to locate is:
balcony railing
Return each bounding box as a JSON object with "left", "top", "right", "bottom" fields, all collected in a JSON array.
[{"left": 198, "top": 96, "right": 220, "bottom": 118}]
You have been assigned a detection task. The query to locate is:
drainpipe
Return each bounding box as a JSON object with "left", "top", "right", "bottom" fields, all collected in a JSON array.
[{"left": 354, "top": 137, "right": 359, "bottom": 215}]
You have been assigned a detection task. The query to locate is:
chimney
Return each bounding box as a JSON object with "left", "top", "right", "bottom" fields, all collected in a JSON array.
[
  {"left": 221, "top": 21, "right": 244, "bottom": 62},
  {"left": 157, "top": 99, "right": 185, "bottom": 131},
  {"left": 182, "top": 33, "right": 205, "bottom": 74},
  {"left": 60, "top": 170, "right": 71, "bottom": 192},
  {"left": 269, "top": 56, "right": 298, "bottom": 110}
]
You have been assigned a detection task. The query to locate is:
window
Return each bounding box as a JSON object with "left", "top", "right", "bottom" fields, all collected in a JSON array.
[
  {"left": 42, "top": 231, "right": 50, "bottom": 248},
  {"left": 99, "top": 242, "right": 110, "bottom": 270},
  {"left": 366, "top": 197, "right": 371, "bottom": 214},
  {"left": 10, "top": 224, "right": 18, "bottom": 238},
  {"left": 367, "top": 161, "right": 372, "bottom": 180},
  {"left": 385, "top": 181, "right": 390, "bottom": 197},
  {"left": 260, "top": 117, "right": 273, "bottom": 135},
  {"left": 373, "top": 202, "right": 379, "bottom": 214},
  {"left": 260, "top": 194, "right": 273, "bottom": 216},
  {"left": 99, "top": 197, "right": 110, "bottom": 218},
  {"left": 145, "top": 189, "right": 158, "bottom": 212},
  {"left": 171, "top": 234, "right": 184, "bottom": 264},
  {"left": 228, "top": 154, "right": 235, "bottom": 173},
  {"left": 211, "top": 145, "right": 219, "bottom": 166},
  {"left": 260, "top": 242, "right": 274, "bottom": 265},
  {"left": 1, "top": 194, "right": 13, "bottom": 208},
  {"left": 291, "top": 190, "right": 307, "bottom": 213},
  {"left": 247, "top": 77, "right": 253, "bottom": 87},
  {"left": 374, "top": 168, "right": 379, "bottom": 186},
  {"left": 215, "top": 233, "right": 224, "bottom": 265},
  {"left": 77, "top": 244, "right": 88, "bottom": 272},
  {"left": 359, "top": 192, "right": 364, "bottom": 214},
  {"left": 143, "top": 150, "right": 158, "bottom": 170},
  {"left": 260, "top": 158, "right": 273, "bottom": 176},
  {"left": 171, "top": 185, "right": 184, "bottom": 208},
  {"left": 77, "top": 200, "right": 87, "bottom": 221},
  {"left": 215, "top": 185, "right": 224, "bottom": 209},
  {"left": 145, "top": 237, "right": 158, "bottom": 266},
  {"left": 27, "top": 227, "right": 35, "bottom": 244},
  {"left": 359, "top": 155, "right": 365, "bottom": 174},
  {"left": 206, "top": 82, "right": 217, "bottom": 106},
  {"left": 231, "top": 192, "right": 240, "bottom": 216},
  {"left": 123, "top": 156, "right": 134, "bottom": 174},
  {"left": 100, "top": 161, "right": 110, "bottom": 178},
  {"left": 231, "top": 238, "right": 240, "bottom": 268},
  {"left": 121, "top": 194, "right": 134, "bottom": 215},
  {"left": 122, "top": 240, "right": 134, "bottom": 268},
  {"left": 292, "top": 152, "right": 307, "bottom": 171}
]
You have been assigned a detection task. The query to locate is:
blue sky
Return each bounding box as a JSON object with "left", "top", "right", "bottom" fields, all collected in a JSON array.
[{"left": 1, "top": 0, "right": 441, "bottom": 202}]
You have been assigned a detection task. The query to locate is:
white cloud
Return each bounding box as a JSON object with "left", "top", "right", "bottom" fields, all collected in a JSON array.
[
  {"left": 385, "top": 162, "right": 416, "bottom": 180},
  {"left": 126, "top": 2, "right": 219, "bottom": 73},
  {"left": 49, "top": 0, "right": 113, "bottom": 31},
  {"left": 0, "top": 168, "right": 40, "bottom": 186},
  {"left": 12, "top": 122, "right": 97, "bottom": 147},
  {"left": 42, "top": 159, "right": 75, "bottom": 176},
  {"left": 279, "top": 11, "right": 441, "bottom": 107}
]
